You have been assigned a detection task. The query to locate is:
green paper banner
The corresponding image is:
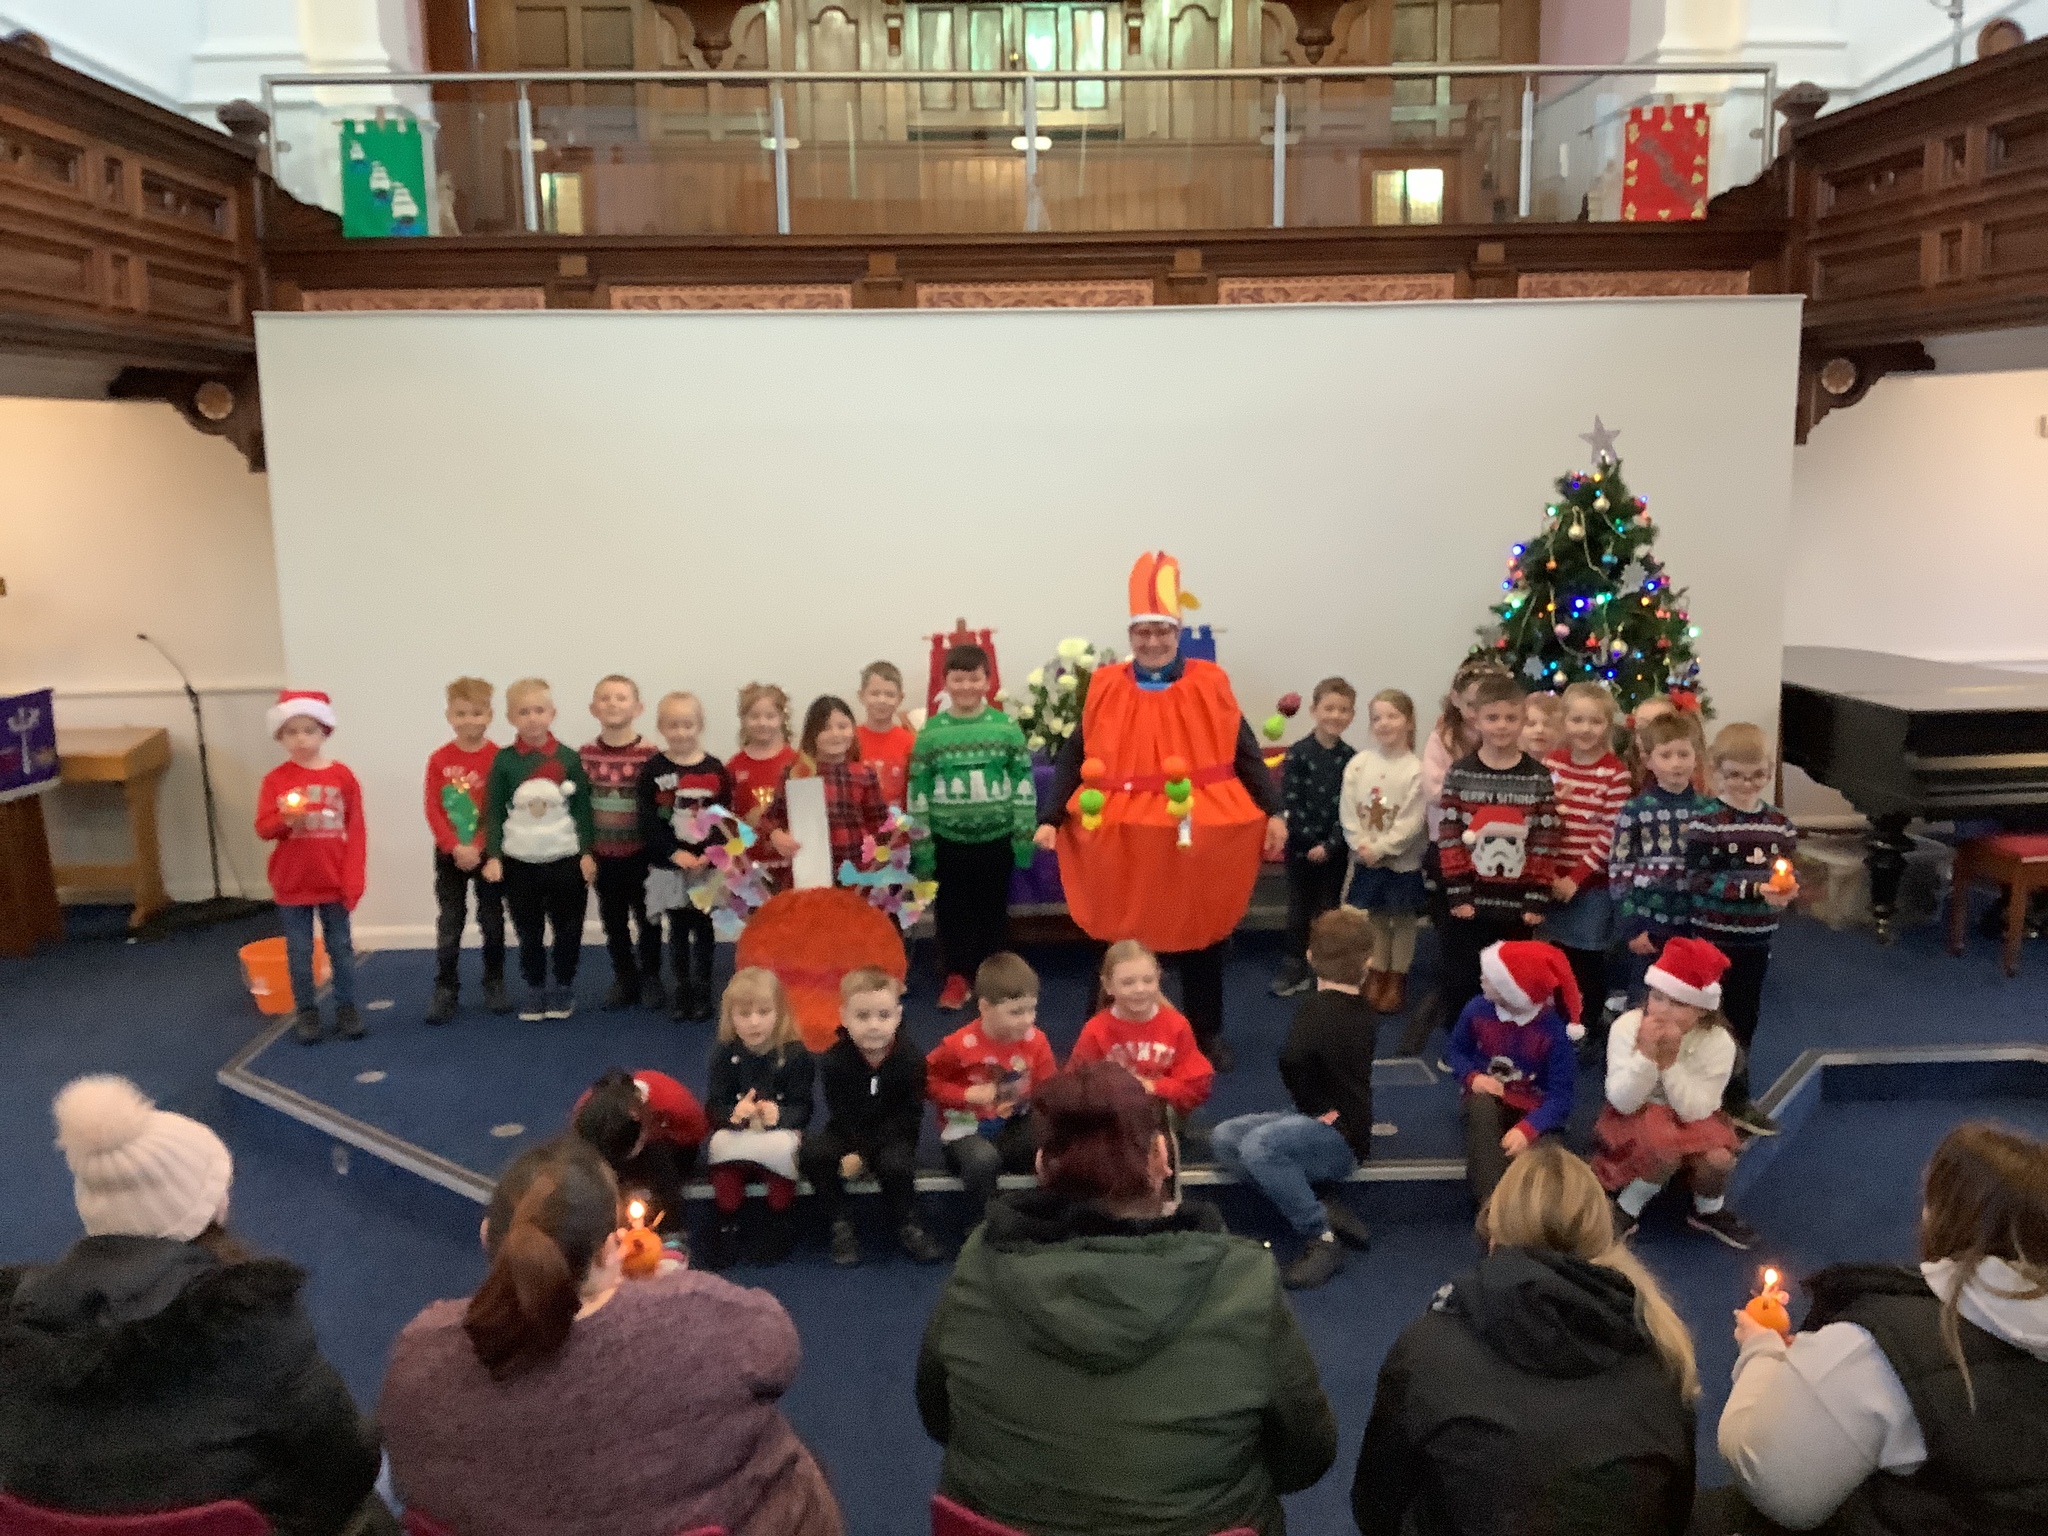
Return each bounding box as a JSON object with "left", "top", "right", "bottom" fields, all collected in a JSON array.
[{"left": 340, "top": 116, "right": 429, "bottom": 238}]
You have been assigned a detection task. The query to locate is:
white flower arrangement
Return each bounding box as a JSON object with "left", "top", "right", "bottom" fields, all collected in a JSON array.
[{"left": 1012, "top": 637, "right": 1115, "bottom": 758}]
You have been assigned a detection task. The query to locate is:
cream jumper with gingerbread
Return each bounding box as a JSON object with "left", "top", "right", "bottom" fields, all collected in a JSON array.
[{"left": 1339, "top": 746, "right": 1427, "bottom": 874}]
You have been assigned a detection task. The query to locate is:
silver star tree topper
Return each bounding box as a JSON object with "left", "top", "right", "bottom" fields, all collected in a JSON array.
[{"left": 1579, "top": 415, "right": 1621, "bottom": 465}]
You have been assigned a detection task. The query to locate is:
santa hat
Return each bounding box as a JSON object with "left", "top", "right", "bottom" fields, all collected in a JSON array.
[
  {"left": 1460, "top": 805, "right": 1529, "bottom": 846},
  {"left": 1644, "top": 935, "right": 1729, "bottom": 1011},
  {"left": 1480, "top": 940, "right": 1583, "bottom": 1037},
  {"left": 1127, "top": 551, "right": 1184, "bottom": 627},
  {"left": 267, "top": 689, "right": 335, "bottom": 737}
]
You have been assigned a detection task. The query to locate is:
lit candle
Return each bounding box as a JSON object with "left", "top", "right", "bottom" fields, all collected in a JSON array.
[
  {"left": 1743, "top": 1264, "right": 1791, "bottom": 1337},
  {"left": 1765, "top": 857, "right": 1796, "bottom": 893},
  {"left": 619, "top": 1197, "right": 663, "bottom": 1277}
]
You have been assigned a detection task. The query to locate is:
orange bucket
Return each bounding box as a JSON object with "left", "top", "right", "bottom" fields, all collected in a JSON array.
[{"left": 239, "top": 936, "right": 329, "bottom": 1014}]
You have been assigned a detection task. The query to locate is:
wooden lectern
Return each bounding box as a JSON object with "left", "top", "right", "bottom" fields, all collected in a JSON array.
[
  {"left": 0, "top": 795, "right": 64, "bottom": 957},
  {"left": 52, "top": 727, "right": 174, "bottom": 930}
]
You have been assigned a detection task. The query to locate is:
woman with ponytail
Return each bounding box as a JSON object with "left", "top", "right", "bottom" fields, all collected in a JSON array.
[
  {"left": 1717, "top": 1121, "right": 2048, "bottom": 1535},
  {"left": 380, "top": 1137, "right": 842, "bottom": 1536},
  {"left": 1351, "top": 1140, "right": 1697, "bottom": 1536}
]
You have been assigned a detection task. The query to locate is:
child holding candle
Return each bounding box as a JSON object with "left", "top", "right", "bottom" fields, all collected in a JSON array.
[
  {"left": 424, "top": 677, "right": 508, "bottom": 1024},
  {"left": 1339, "top": 688, "right": 1427, "bottom": 1014},
  {"left": 1592, "top": 935, "right": 1758, "bottom": 1249},
  {"left": 1686, "top": 723, "right": 1799, "bottom": 1137},
  {"left": 763, "top": 695, "right": 891, "bottom": 878},
  {"left": 1543, "top": 681, "right": 1633, "bottom": 1044},
  {"left": 1070, "top": 939, "right": 1216, "bottom": 1116},
  {"left": 256, "top": 690, "right": 367, "bottom": 1044},
  {"left": 730, "top": 683, "right": 797, "bottom": 889},
  {"left": 703, "top": 967, "right": 814, "bottom": 1269}
]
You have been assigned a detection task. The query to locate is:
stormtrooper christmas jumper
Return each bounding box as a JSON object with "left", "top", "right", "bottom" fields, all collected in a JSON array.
[{"left": 1437, "top": 752, "right": 1562, "bottom": 922}]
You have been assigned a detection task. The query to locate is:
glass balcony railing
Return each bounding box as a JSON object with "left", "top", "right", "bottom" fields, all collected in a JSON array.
[{"left": 260, "top": 63, "right": 1778, "bottom": 240}]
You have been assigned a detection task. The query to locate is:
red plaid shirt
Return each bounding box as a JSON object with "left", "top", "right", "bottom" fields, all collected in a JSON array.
[{"left": 763, "top": 759, "right": 890, "bottom": 874}]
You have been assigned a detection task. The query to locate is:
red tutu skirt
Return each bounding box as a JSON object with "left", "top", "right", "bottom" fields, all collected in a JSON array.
[{"left": 1591, "top": 1102, "right": 1742, "bottom": 1191}]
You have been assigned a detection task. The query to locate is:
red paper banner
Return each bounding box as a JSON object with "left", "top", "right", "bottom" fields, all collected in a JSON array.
[{"left": 1623, "top": 104, "right": 1710, "bottom": 221}]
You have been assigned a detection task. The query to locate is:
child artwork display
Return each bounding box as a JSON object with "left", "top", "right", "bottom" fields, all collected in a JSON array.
[
  {"left": 674, "top": 805, "right": 773, "bottom": 940},
  {"left": 340, "top": 117, "right": 430, "bottom": 238},
  {"left": 836, "top": 807, "right": 938, "bottom": 932}
]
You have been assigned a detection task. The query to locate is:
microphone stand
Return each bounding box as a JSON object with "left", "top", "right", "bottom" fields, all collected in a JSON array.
[{"left": 136, "top": 633, "right": 270, "bottom": 934}]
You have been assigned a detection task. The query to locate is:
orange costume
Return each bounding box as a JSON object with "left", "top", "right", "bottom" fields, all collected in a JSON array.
[{"left": 1054, "top": 552, "right": 1269, "bottom": 954}]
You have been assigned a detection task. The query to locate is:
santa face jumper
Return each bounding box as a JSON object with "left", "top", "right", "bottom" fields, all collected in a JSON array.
[{"left": 484, "top": 736, "right": 594, "bottom": 860}]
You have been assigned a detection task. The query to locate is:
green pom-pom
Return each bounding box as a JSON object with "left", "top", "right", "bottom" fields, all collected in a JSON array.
[
  {"left": 1262, "top": 715, "right": 1286, "bottom": 741},
  {"left": 1165, "top": 778, "right": 1192, "bottom": 799},
  {"left": 1078, "top": 788, "right": 1106, "bottom": 815}
]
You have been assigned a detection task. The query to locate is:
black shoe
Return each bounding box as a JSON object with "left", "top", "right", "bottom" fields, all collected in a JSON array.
[
  {"left": 544, "top": 986, "right": 575, "bottom": 1020},
  {"left": 829, "top": 1217, "right": 861, "bottom": 1267},
  {"left": 425, "top": 984, "right": 458, "bottom": 1025},
  {"left": 689, "top": 981, "right": 716, "bottom": 1023},
  {"left": 518, "top": 986, "right": 547, "bottom": 1021},
  {"left": 603, "top": 979, "right": 639, "bottom": 1011},
  {"left": 640, "top": 973, "right": 668, "bottom": 1012},
  {"left": 1688, "top": 1206, "right": 1761, "bottom": 1250},
  {"left": 671, "top": 990, "right": 692, "bottom": 1022},
  {"left": 292, "top": 1006, "right": 323, "bottom": 1044},
  {"left": 334, "top": 1004, "right": 366, "bottom": 1041},
  {"left": 1609, "top": 1198, "right": 1641, "bottom": 1242},
  {"left": 1206, "top": 1039, "right": 1236, "bottom": 1073},
  {"left": 702, "top": 1219, "right": 742, "bottom": 1271},
  {"left": 1321, "top": 1197, "right": 1372, "bottom": 1250},
  {"left": 1282, "top": 1232, "right": 1344, "bottom": 1289},
  {"left": 899, "top": 1221, "right": 946, "bottom": 1264},
  {"left": 752, "top": 1209, "right": 797, "bottom": 1266},
  {"left": 481, "top": 976, "right": 512, "bottom": 1015},
  {"left": 1270, "top": 959, "right": 1313, "bottom": 998},
  {"left": 1728, "top": 1100, "right": 1781, "bottom": 1138}
]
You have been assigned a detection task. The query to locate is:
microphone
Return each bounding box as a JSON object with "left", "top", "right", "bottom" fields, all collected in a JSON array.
[
  {"left": 136, "top": 630, "right": 222, "bottom": 902},
  {"left": 137, "top": 632, "right": 199, "bottom": 707}
]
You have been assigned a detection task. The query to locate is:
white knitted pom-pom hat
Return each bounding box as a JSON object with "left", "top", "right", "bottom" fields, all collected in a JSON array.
[{"left": 52, "top": 1075, "right": 233, "bottom": 1241}]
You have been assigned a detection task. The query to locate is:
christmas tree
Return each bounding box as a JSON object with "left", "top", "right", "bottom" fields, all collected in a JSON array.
[{"left": 1471, "top": 418, "right": 1710, "bottom": 717}]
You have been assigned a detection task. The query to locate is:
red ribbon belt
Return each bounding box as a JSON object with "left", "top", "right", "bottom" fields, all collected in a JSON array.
[{"left": 1102, "top": 761, "right": 1238, "bottom": 795}]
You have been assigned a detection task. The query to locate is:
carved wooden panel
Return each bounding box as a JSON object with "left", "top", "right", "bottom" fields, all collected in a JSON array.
[
  {"left": 1516, "top": 270, "right": 1749, "bottom": 298},
  {"left": 608, "top": 281, "right": 853, "bottom": 307},
  {"left": 1218, "top": 273, "right": 1454, "bottom": 302},
  {"left": 916, "top": 278, "right": 1153, "bottom": 306},
  {"left": 298, "top": 287, "right": 550, "bottom": 310}
]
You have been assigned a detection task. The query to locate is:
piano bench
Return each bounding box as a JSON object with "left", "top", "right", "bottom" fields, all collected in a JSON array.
[{"left": 1948, "top": 833, "right": 2048, "bottom": 978}]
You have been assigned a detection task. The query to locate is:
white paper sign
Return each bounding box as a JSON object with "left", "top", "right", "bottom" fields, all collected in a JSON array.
[{"left": 785, "top": 775, "right": 834, "bottom": 890}]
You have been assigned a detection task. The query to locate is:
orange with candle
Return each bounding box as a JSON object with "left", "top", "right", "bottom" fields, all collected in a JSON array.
[
  {"left": 1763, "top": 857, "right": 1797, "bottom": 895},
  {"left": 1743, "top": 1266, "right": 1792, "bottom": 1338},
  {"left": 618, "top": 1198, "right": 664, "bottom": 1278}
]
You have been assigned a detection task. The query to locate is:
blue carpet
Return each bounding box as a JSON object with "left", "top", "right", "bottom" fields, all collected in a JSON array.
[{"left": 4, "top": 909, "right": 2046, "bottom": 1536}]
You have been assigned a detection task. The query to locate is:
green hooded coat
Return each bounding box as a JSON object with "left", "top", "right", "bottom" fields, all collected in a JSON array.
[{"left": 916, "top": 1191, "right": 1337, "bottom": 1536}]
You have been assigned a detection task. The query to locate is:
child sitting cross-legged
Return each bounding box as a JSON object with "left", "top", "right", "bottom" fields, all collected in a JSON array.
[
  {"left": 1070, "top": 939, "right": 1215, "bottom": 1118},
  {"left": 571, "top": 1067, "right": 707, "bottom": 1246},
  {"left": 703, "top": 967, "right": 814, "bottom": 1270},
  {"left": 1214, "top": 906, "right": 1377, "bottom": 1292},
  {"left": 1448, "top": 939, "right": 1580, "bottom": 1210},
  {"left": 926, "top": 952, "right": 1058, "bottom": 1226},
  {"left": 1593, "top": 936, "right": 1760, "bottom": 1250},
  {"left": 799, "top": 968, "right": 946, "bottom": 1267}
]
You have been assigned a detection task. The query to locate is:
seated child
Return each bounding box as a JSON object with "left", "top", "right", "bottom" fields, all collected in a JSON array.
[
  {"left": 1447, "top": 939, "right": 1580, "bottom": 1209},
  {"left": 1070, "top": 939, "right": 1215, "bottom": 1117},
  {"left": 798, "top": 968, "right": 945, "bottom": 1267},
  {"left": 1593, "top": 936, "right": 1758, "bottom": 1250},
  {"left": 765, "top": 695, "right": 889, "bottom": 876},
  {"left": 256, "top": 690, "right": 366, "bottom": 1044},
  {"left": 1214, "top": 908, "right": 1376, "bottom": 1292},
  {"left": 571, "top": 1068, "right": 708, "bottom": 1242},
  {"left": 1520, "top": 690, "right": 1563, "bottom": 761},
  {"left": 926, "top": 952, "right": 1057, "bottom": 1224},
  {"left": 1542, "top": 681, "right": 1632, "bottom": 1041},
  {"left": 1339, "top": 687, "right": 1427, "bottom": 1015},
  {"left": 704, "top": 967, "right": 815, "bottom": 1269}
]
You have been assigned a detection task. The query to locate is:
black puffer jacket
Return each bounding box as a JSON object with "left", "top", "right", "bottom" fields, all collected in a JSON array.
[
  {"left": 1352, "top": 1246, "right": 1696, "bottom": 1536},
  {"left": 0, "top": 1235, "right": 388, "bottom": 1536}
]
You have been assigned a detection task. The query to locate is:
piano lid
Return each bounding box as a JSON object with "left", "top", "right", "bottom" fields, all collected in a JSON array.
[{"left": 1783, "top": 648, "right": 2048, "bottom": 714}]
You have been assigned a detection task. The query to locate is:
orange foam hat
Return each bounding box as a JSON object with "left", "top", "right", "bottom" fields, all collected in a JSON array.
[{"left": 1127, "top": 551, "right": 1183, "bottom": 626}]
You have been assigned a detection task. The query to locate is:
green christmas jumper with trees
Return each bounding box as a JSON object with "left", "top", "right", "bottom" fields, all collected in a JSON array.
[{"left": 907, "top": 708, "right": 1039, "bottom": 877}]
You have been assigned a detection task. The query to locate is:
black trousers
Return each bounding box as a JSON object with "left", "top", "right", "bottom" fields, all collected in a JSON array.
[
  {"left": 594, "top": 852, "right": 661, "bottom": 984},
  {"left": 1719, "top": 942, "right": 1772, "bottom": 1107},
  {"left": 1560, "top": 945, "right": 1609, "bottom": 1041},
  {"left": 933, "top": 834, "right": 1014, "bottom": 984},
  {"left": 1164, "top": 941, "right": 1227, "bottom": 1050},
  {"left": 945, "top": 1116, "right": 1037, "bottom": 1219},
  {"left": 1438, "top": 910, "right": 1527, "bottom": 1021},
  {"left": 500, "top": 856, "right": 587, "bottom": 987},
  {"left": 1464, "top": 1091, "right": 1556, "bottom": 1211},
  {"left": 433, "top": 850, "right": 505, "bottom": 988},
  {"left": 1284, "top": 851, "right": 1349, "bottom": 959},
  {"left": 800, "top": 1125, "right": 919, "bottom": 1227},
  {"left": 615, "top": 1138, "right": 698, "bottom": 1236},
  {"left": 667, "top": 903, "right": 715, "bottom": 991}
]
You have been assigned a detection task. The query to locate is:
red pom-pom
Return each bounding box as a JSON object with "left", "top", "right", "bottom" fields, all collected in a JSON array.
[
  {"left": 1161, "top": 754, "right": 1189, "bottom": 779},
  {"left": 1277, "top": 692, "right": 1302, "bottom": 717},
  {"left": 1080, "top": 757, "right": 1108, "bottom": 786}
]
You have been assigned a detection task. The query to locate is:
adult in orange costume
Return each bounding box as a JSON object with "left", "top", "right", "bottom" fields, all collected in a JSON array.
[{"left": 1032, "top": 552, "right": 1286, "bottom": 1069}]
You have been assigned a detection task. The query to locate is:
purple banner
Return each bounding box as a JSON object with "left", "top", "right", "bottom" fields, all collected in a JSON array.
[{"left": 0, "top": 688, "right": 59, "bottom": 804}]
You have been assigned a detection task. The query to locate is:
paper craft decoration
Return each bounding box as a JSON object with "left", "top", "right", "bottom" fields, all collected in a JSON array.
[
  {"left": 0, "top": 689, "right": 59, "bottom": 805},
  {"left": 673, "top": 804, "right": 773, "bottom": 940},
  {"left": 341, "top": 116, "right": 431, "bottom": 238},
  {"left": 1623, "top": 104, "right": 1709, "bottom": 222},
  {"left": 836, "top": 806, "right": 938, "bottom": 931},
  {"left": 439, "top": 780, "right": 479, "bottom": 845}
]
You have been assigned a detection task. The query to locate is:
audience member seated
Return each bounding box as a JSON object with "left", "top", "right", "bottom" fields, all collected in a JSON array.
[
  {"left": 1714, "top": 1121, "right": 2048, "bottom": 1534},
  {"left": 1350, "top": 1140, "right": 1698, "bottom": 1536},
  {"left": 379, "top": 1137, "right": 842, "bottom": 1536},
  {"left": 0, "top": 1076, "right": 391, "bottom": 1536},
  {"left": 916, "top": 1061, "right": 1337, "bottom": 1536}
]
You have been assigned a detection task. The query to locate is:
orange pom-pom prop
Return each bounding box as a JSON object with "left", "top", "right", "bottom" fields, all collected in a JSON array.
[
  {"left": 1081, "top": 757, "right": 1108, "bottom": 786},
  {"left": 1161, "top": 755, "right": 1189, "bottom": 780}
]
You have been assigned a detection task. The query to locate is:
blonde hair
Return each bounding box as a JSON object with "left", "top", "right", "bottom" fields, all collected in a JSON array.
[
  {"left": 737, "top": 683, "right": 792, "bottom": 748},
  {"left": 592, "top": 673, "right": 640, "bottom": 701},
  {"left": 1708, "top": 722, "right": 1769, "bottom": 768},
  {"left": 655, "top": 691, "right": 702, "bottom": 725},
  {"left": 717, "top": 967, "right": 801, "bottom": 1053},
  {"left": 1485, "top": 1141, "right": 1700, "bottom": 1404},
  {"left": 1560, "top": 681, "right": 1619, "bottom": 730},
  {"left": 446, "top": 677, "right": 493, "bottom": 709},
  {"left": 1369, "top": 688, "right": 1417, "bottom": 751},
  {"left": 505, "top": 677, "right": 551, "bottom": 710},
  {"left": 1100, "top": 938, "right": 1158, "bottom": 984},
  {"left": 1435, "top": 659, "right": 1513, "bottom": 756},
  {"left": 1524, "top": 692, "right": 1565, "bottom": 726},
  {"left": 840, "top": 966, "right": 901, "bottom": 1002},
  {"left": 860, "top": 661, "right": 903, "bottom": 690}
]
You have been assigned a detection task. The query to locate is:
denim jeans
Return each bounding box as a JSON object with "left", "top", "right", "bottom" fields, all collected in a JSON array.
[
  {"left": 1213, "top": 1110, "right": 1358, "bottom": 1237},
  {"left": 280, "top": 901, "right": 355, "bottom": 1011}
]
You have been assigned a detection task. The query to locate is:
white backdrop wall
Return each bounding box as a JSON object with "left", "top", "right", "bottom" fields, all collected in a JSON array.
[
  {"left": 257, "top": 299, "right": 1801, "bottom": 944},
  {"left": 0, "top": 399, "right": 284, "bottom": 901}
]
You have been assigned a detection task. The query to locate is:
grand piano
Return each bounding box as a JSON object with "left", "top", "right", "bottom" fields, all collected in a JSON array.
[{"left": 1780, "top": 647, "right": 2048, "bottom": 934}]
